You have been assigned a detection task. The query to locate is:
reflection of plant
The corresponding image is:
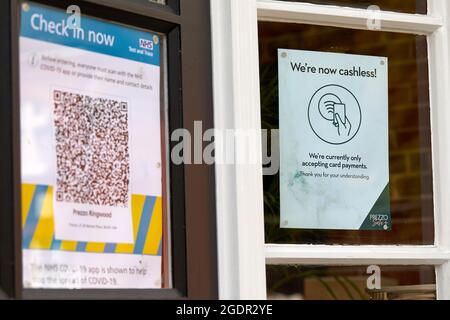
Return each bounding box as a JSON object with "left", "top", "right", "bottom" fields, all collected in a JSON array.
[{"left": 260, "top": 65, "right": 279, "bottom": 131}]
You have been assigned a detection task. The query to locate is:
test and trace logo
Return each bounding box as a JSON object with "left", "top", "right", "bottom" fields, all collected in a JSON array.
[
  {"left": 139, "top": 35, "right": 159, "bottom": 50},
  {"left": 139, "top": 38, "right": 154, "bottom": 50}
]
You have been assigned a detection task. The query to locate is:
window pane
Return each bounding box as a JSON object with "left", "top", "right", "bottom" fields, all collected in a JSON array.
[
  {"left": 267, "top": 265, "right": 436, "bottom": 300},
  {"left": 259, "top": 22, "right": 434, "bottom": 245},
  {"left": 279, "top": 0, "right": 427, "bottom": 14},
  {"left": 20, "top": 1, "right": 169, "bottom": 289}
]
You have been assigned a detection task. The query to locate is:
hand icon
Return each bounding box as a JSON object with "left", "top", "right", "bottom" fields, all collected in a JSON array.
[
  {"left": 309, "top": 85, "right": 361, "bottom": 145},
  {"left": 334, "top": 113, "right": 352, "bottom": 137}
]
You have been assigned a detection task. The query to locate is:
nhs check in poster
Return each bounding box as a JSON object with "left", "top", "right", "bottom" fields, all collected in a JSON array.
[
  {"left": 20, "top": 2, "right": 163, "bottom": 289},
  {"left": 279, "top": 49, "right": 391, "bottom": 231}
]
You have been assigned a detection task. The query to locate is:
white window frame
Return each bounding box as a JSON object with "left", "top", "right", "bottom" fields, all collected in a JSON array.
[{"left": 211, "top": 0, "right": 450, "bottom": 300}]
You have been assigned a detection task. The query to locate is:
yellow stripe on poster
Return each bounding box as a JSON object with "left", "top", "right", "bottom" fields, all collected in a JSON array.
[
  {"left": 86, "top": 242, "right": 106, "bottom": 253},
  {"left": 21, "top": 185, "right": 161, "bottom": 255},
  {"left": 115, "top": 195, "right": 146, "bottom": 254},
  {"left": 143, "top": 197, "right": 162, "bottom": 255},
  {"left": 22, "top": 184, "right": 36, "bottom": 228},
  {"left": 60, "top": 241, "right": 78, "bottom": 251},
  {"left": 30, "top": 187, "right": 54, "bottom": 250}
]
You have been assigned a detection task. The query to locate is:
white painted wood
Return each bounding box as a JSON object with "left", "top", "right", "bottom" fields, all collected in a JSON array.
[
  {"left": 436, "top": 263, "right": 450, "bottom": 300},
  {"left": 266, "top": 245, "right": 449, "bottom": 266},
  {"left": 210, "top": 0, "right": 240, "bottom": 300},
  {"left": 428, "top": 0, "right": 450, "bottom": 300},
  {"left": 257, "top": 0, "right": 443, "bottom": 34},
  {"left": 211, "top": 0, "right": 267, "bottom": 300}
]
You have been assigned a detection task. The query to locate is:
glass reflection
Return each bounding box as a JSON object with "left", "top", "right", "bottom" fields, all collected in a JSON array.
[{"left": 259, "top": 22, "right": 434, "bottom": 245}]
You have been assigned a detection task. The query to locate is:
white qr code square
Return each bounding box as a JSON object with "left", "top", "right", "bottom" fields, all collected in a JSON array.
[{"left": 53, "top": 90, "right": 130, "bottom": 207}]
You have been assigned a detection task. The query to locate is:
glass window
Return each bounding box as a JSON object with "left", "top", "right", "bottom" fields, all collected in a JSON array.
[
  {"left": 267, "top": 265, "right": 436, "bottom": 300},
  {"left": 278, "top": 0, "right": 427, "bottom": 14},
  {"left": 259, "top": 22, "right": 434, "bottom": 245}
]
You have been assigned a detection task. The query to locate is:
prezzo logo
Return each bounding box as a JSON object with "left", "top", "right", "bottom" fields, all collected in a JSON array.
[
  {"left": 370, "top": 214, "right": 389, "bottom": 222},
  {"left": 139, "top": 38, "right": 154, "bottom": 50},
  {"left": 369, "top": 214, "right": 390, "bottom": 230}
]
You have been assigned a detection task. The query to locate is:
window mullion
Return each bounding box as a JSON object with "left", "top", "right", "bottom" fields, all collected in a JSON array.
[
  {"left": 257, "top": 0, "right": 442, "bottom": 34},
  {"left": 266, "top": 244, "right": 449, "bottom": 266},
  {"left": 211, "top": 0, "right": 267, "bottom": 300}
]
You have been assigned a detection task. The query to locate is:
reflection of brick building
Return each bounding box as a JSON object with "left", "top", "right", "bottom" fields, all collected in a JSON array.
[{"left": 259, "top": 22, "right": 434, "bottom": 245}]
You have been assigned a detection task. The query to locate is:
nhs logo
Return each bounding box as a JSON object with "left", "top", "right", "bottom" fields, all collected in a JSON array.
[{"left": 139, "top": 38, "right": 154, "bottom": 50}]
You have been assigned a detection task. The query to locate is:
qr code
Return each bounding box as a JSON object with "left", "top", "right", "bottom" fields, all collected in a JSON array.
[{"left": 53, "top": 90, "right": 130, "bottom": 207}]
